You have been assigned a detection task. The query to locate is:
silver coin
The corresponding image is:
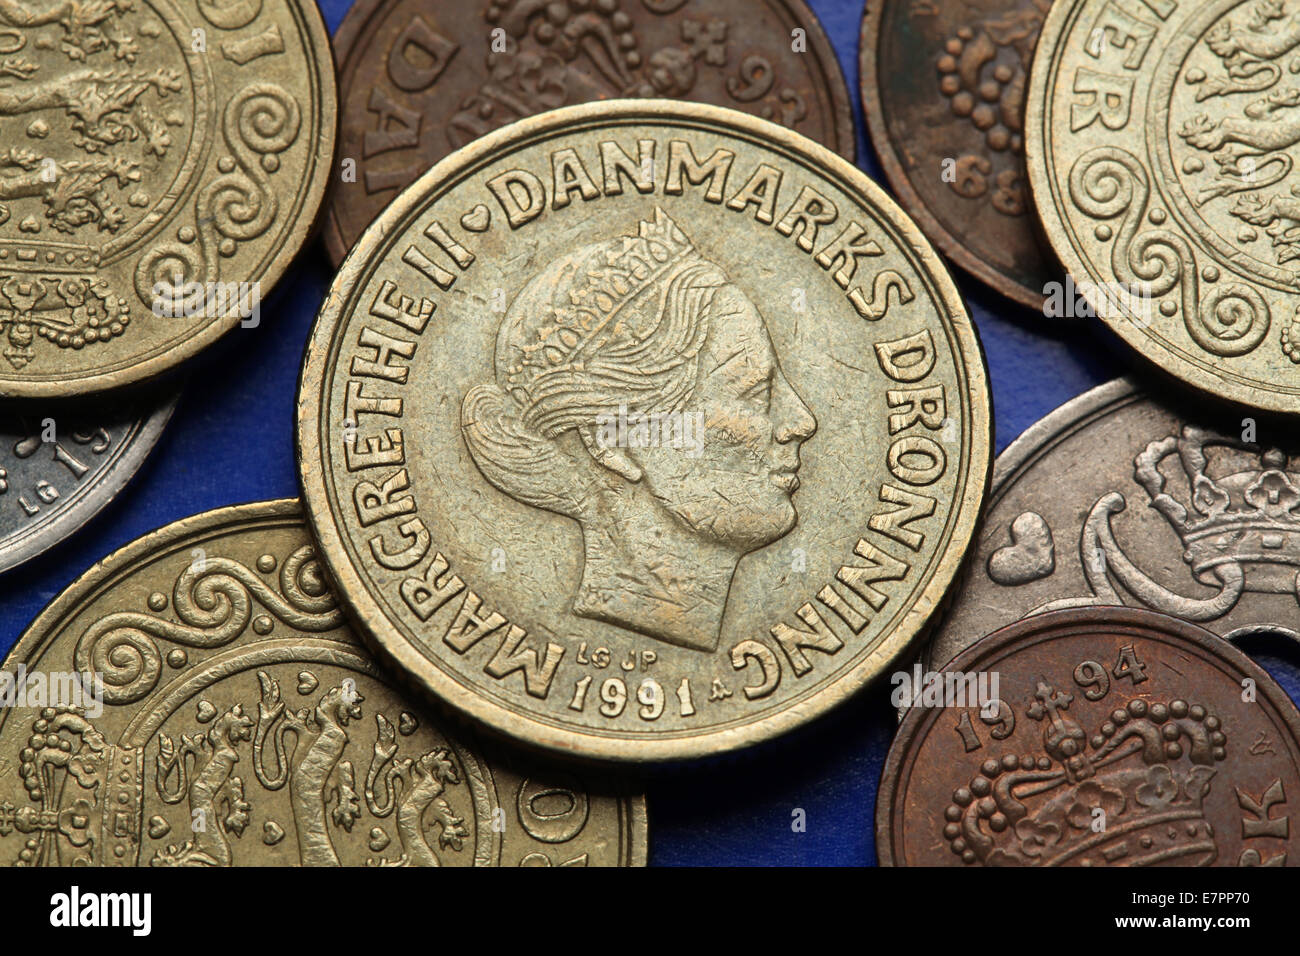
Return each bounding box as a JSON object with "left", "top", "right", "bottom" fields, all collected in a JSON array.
[
  {"left": 924, "top": 378, "right": 1300, "bottom": 672},
  {"left": 0, "top": 393, "right": 177, "bottom": 574}
]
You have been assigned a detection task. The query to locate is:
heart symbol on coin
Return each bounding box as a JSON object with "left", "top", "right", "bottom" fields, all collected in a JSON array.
[
  {"left": 368, "top": 827, "right": 390, "bottom": 852},
  {"left": 987, "top": 511, "right": 1055, "bottom": 586},
  {"left": 460, "top": 204, "right": 490, "bottom": 232},
  {"left": 147, "top": 816, "right": 171, "bottom": 839},
  {"left": 398, "top": 712, "right": 418, "bottom": 736},
  {"left": 297, "top": 671, "right": 318, "bottom": 695},
  {"left": 263, "top": 821, "right": 285, "bottom": 846}
]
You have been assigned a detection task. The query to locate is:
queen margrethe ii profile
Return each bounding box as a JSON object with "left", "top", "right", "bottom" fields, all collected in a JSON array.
[{"left": 461, "top": 209, "right": 817, "bottom": 652}]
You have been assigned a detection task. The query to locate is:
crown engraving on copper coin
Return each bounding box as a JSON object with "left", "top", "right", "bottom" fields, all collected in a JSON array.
[{"left": 946, "top": 688, "right": 1226, "bottom": 866}]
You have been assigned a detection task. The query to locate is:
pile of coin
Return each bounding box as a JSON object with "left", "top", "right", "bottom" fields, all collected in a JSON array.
[{"left": 0, "top": 0, "right": 1294, "bottom": 868}]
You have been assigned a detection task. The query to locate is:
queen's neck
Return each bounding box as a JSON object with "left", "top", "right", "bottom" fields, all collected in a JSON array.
[{"left": 571, "top": 488, "right": 739, "bottom": 652}]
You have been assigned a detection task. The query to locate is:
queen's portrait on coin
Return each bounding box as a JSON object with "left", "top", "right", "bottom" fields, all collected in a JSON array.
[{"left": 461, "top": 209, "right": 817, "bottom": 652}]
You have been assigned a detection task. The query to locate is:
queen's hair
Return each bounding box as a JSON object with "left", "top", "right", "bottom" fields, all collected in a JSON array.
[{"left": 461, "top": 215, "right": 728, "bottom": 519}]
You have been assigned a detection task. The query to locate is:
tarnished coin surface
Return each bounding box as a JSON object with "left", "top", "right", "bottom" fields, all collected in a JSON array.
[
  {"left": 298, "top": 100, "right": 991, "bottom": 761},
  {"left": 0, "top": 500, "right": 646, "bottom": 866},
  {"left": 0, "top": 0, "right": 337, "bottom": 398},
  {"left": 878, "top": 607, "right": 1300, "bottom": 866},
  {"left": 860, "top": 0, "right": 1058, "bottom": 308},
  {"left": 925, "top": 378, "right": 1300, "bottom": 672},
  {"left": 1, "top": 391, "right": 177, "bottom": 573},
  {"left": 324, "top": 0, "right": 854, "bottom": 266},
  {"left": 1026, "top": 0, "right": 1300, "bottom": 412}
]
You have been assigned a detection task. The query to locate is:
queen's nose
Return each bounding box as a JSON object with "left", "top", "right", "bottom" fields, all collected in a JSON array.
[{"left": 772, "top": 370, "right": 817, "bottom": 443}]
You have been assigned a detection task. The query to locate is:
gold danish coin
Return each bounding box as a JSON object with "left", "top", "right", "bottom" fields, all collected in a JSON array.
[
  {"left": 0, "top": 0, "right": 336, "bottom": 397},
  {"left": 1026, "top": 0, "right": 1300, "bottom": 412},
  {"left": 0, "top": 499, "right": 646, "bottom": 866},
  {"left": 298, "top": 100, "right": 991, "bottom": 761}
]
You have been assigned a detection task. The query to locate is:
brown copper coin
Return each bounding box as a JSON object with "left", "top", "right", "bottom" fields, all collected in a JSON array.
[
  {"left": 878, "top": 607, "right": 1300, "bottom": 866},
  {"left": 859, "top": 0, "right": 1058, "bottom": 308},
  {"left": 324, "top": 0, "right": 855, "bottom": 266}
]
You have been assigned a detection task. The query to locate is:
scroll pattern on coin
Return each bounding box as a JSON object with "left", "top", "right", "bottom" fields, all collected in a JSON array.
[
  {"left": 1027, "top": 0, "right": 1300, "bottom": 410},
  {"left": 0, "top": 0, "right": 333, "bottom": 396},
  {"left": 132, "top": 83, "right": 302, "bottom": 309},
  {"left": 0, "top": 501, "right": 646, "bottom": 866},
  {"left": 73, "top": 544, "right": 342, "bottom": 704},
  {"left": 1069, "top": 145, "right": 1273, "bottom": 356}
]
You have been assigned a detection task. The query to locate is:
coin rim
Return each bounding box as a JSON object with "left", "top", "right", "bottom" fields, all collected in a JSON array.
[
  {"left": 858, "top": 0, "right": 1047, "bottom": 310},
  {"left": 298, "top": 98, "right": 992, "bottom": 762},
  {"left": 0, "top": 496, "right": 650, "bottom": 865},
  {"left": 913, "top": 376, "right": 1300, "bottom": 717},
  {"left": 876, "top": 604, "right": 1300, "bottom": 865},
  {"left": 321, "top": 0, "right": 857, "bottom": 267},
  {"left": 0, "top": 0, "right": 340, "bottom": 399},
  {"left": 0, "top": 388, "right": 181, "bottom": 574},
  {"left": 921, "top": 376, "right": 1140, "bottom": 676},
  {"left": 1024, "top": 0, "right": 1300, "bottom": 414},
  {"left": 896, "top": 377, "right": 1140, "bottom": 723}
]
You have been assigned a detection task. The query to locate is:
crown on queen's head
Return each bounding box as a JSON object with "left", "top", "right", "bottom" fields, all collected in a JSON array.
[
  {"left": 944, "top": 683, "right": 1227, "bottom": 867},
  {"left": 1135, "top": 426, "right": 1300, "bottom": 592},
  {"left": 505, "top": 208, "right": 703, "bottom": 395}
]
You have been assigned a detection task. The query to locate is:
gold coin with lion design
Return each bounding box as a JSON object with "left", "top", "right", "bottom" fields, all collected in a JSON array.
[
  {"left": 0, "top": 0, "right": 336, "bottom": 398},
  {"left": 0, "top": 500, "right": 646, "bottom": 866},
  {"left": 297, "top": 100, "right": 992, "bottom": 761},
  {"left": 1026, "top": 0, "right": 1300, "bottom": 412}
]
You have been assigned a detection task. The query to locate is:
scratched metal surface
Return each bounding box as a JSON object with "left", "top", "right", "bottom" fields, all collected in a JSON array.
[{"left": 0, "top": 0, "right": 1294, "bottom": 865}]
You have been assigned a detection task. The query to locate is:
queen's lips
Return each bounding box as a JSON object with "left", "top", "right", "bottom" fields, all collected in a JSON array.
[{"left": 770, "top": 468, "right": 800, "bottom": 491}]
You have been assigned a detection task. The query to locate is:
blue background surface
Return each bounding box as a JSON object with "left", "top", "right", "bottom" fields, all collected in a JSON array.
[{"left": 1, "top": 0, "right": 1295, "bottom": 866}]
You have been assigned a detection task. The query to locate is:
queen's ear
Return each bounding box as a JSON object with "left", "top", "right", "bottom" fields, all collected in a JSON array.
[{"left": 578, "top": 424, "right": 643, "bottom": 483}]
